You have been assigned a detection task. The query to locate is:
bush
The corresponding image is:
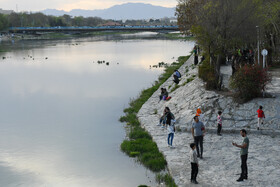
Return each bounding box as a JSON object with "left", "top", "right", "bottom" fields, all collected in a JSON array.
[
  {"left": 140, "top": 152, "right": 167, "bottom": 172},
  {"left": 230, "top": 64, "right": 271, "bottom": 102},
  {"left": 120, "top": 139, "right": 167, "bottom": 172},
  {"left": 156, "top": 173, "right": 177, "bottom": 187},
  {"left": 129, "top": 127, "right": 152, "bottom": 140},
  {"left": 198, "top": 59, "right": 218, "bottom": 89}
]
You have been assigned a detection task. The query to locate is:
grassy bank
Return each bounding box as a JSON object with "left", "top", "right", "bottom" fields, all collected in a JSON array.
[
  {"left": 120, "top": 55, "right": 191, "bottom": 186},
  {"left": 164, "top": 33, "right": 194, "bottom": 40}
]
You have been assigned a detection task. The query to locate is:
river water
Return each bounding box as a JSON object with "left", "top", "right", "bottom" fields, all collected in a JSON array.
[{"left": 0, "top": 34, "right": 195, "bottom": 187}]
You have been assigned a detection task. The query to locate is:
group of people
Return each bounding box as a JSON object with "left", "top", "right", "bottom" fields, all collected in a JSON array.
[
  {"left": 158, "top": 107, "right": 176, "bottom": 148},
  {"left": 190, "top": 114, "right": 250, "bottom": 184},
  {"left": 156, "top": 105, "right": 266, "bottom": 184},
  {"left": 189, "top": 105, "right": 267, "bottom": 184}
]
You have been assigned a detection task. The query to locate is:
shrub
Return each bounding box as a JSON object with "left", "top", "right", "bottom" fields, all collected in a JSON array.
[
  {"left": 156, "top": 173, "right": 177, "bottom": 187},
  {"left": 198, "top": 59, "right": 218, "bottom": 89},
  {"left": 140, "top": 152, "right": 167, "bottom": 172},
  {"left": 129, "top": 152, "right": 140, "bottom": 157},
  {"left": 129, "top": 127, "right": 152, "bottom": 140},
  {"left": 229, "top": 64, "right": 271, "bottom": 102},
  {"left": 121, "top": 138, "right": 167, "bottom": 172}
]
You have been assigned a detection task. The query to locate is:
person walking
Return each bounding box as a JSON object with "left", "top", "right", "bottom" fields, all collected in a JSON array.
[
  {"left": 257, "top": 106, "right": 265, "bottom": 130},
  {"left": 232, "top": 129, "right": 249, "bottom": 182},
  {"left": 217, "top": 111, "right": 222, "bottom": 135},
  {"left": 167, "top": 122, "right": 175, "bottom": 148},
  {"left": 190, "top": 143, "right": 199, "bottom": 184},
  {"left": 191, "top": 116, "right": 205, "bottom": 158}
]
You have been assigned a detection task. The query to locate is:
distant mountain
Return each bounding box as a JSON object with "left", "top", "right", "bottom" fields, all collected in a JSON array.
[{"left": 40, "top": 3, "right": 175, "bottom": 19}]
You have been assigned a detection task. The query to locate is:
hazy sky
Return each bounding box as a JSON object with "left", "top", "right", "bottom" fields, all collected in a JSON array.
[{"left": 0, "top": 0, "right": 178, "bottom": 12}]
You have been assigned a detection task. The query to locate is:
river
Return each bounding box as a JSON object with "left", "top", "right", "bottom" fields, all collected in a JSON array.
[{"left": 0, "top": 33, "right": 195, "bottom": 187}]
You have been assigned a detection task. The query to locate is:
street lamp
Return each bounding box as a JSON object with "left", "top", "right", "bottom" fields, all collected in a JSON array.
[{"left": 256, "top": 26, "right": 260, "bottom": 65}]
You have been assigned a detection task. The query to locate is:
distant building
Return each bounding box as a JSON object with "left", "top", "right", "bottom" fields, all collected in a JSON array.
[
  {"left": 170, "top": 19, "right": 177, "bottom": 24},
  {"left": 0, "top": 8, "right": 14, "bottom": 15},
  {"left": 102, "top": 22, "right": 122, "bottom": 26}
]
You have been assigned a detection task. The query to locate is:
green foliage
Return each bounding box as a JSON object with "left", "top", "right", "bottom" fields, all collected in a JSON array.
[
  {"left": 198, "top": 59, "right": 218, "bottom": 89},
  {"left": 119, "top": 113, "right": 140, "bottom": 126},
  {"left": 129, "top": 152, "right": 140, "bottom": 157},
  {"left": 140, "top": 152, "right": 167, "bottom": 172},
  {"left": 164, "top": 33, "right": 193, "bottom": 40},
  {"left": 170, "top": 84, "right": 180, "bottom": 93},
  {"left": 0, "top": 14, "right": 8, "bottom": 31},
  {"left": 153, "top": 109, "right": 158, "bottom": 114},
  {"left": 138, "top": 185, "right": 148, "bottom": 187},
  {"left": 120, "top": 55, "right": 191, "bottom": 120},
  {"left": 178, "top": 56, "right": 190, "bottom": 63},
  {"left": 176, "top": 0, "right": 279, "bottom": 90},
  {"left": 230, "top": 65, "right": 271, "bottom": 102},
  {"left": 121, "top": 139, "right": 167, "bottom": 172},
  {"left": 182, "top": 77, "right": 195, "bottom": 86},
  {"left": 129, "top": 127, "right": 152, "bottom": 140},
  {"left": 119, "top": 55, "right": 190, "bottom": 176},
  {"left": 156, "top": 173, "right": 178, "bottom": 187}
]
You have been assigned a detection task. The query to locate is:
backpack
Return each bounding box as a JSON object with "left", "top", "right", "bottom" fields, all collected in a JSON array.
[{"left": 176, "top": 70, "right": 181, "bottom": 78}]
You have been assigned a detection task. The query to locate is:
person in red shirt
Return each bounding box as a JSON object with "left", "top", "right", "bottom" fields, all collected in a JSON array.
[{"left": 257, "top": 106, "right": 265, "bottom": 130}]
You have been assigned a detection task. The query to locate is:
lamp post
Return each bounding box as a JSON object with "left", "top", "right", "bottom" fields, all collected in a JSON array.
[{"left": 256, "top": 26, "right": 260, "bottom": 65}]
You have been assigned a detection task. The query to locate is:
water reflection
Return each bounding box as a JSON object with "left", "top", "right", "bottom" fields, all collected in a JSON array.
[{"left": 0, "top": 37, "right": 195, "bottom": 186}]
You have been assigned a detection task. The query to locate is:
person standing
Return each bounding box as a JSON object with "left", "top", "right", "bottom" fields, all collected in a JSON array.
[
  {"left": 257, "top": 106, "right": 265, "bottom": 130},
  {"left": 158, "top": 108, "right": 167, "bottom": 127},
  {"left": 217, "top": 111, "right": 222, "bottom": 135},
  {"left": 195, "top": 108, "right": 204, "bottom": 124},
  {"left": 190, "top": 143, "right": 199, "bottom": 184},
  {"left": 232, "top": 129, "right": 249, "bottom": 182},
  {"left": 191, "top": 116, "right": 205, "bottom": 158},
  {"left": 167, "top": 122, "right": 175, "bottom": 148}
]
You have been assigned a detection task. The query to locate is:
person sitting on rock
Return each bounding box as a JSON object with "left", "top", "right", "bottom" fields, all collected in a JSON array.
[
  {"left": 173, "top": 70, "right": 181, "bottom": 84},
  {"left": 159, "top": 88, "right": 165, "bottom": 101},
  {"left": 160, "top": 88, "right": 168, "bottom": 101}
]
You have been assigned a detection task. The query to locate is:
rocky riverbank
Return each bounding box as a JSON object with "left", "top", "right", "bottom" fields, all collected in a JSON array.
[{"left": 137, "top": 55, "right": 280, "bottom": 186}]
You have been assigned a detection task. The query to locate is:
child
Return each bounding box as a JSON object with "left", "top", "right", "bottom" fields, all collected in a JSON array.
[
  {"left": 190, "top": 143, "right": 199, "bottom": 184},
  {"left": 257, "top": 106, "right": 265, "bottom": 130},
  {"left": 217, "top": 111, "right": 222, "bottom": 135},
  {"left": 196, "top": 108, "right": 204, "bottom": 123}
]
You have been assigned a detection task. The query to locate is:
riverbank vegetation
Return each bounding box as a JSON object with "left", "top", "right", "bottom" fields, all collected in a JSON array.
[
  {"left": 176, "top": 0, "right": 279, "bottom": 100},
  {"left": 120, "top": 55, "right": 190, "bottom": 186},
  {"left": 0, "top": 12, "right": 176, "bottom": 31},
  {"left": 230, "top": 65, "right": 271, "bottom": 102},
  {"left": 164, "top": 33, "right": 193, "bottom": 40}
]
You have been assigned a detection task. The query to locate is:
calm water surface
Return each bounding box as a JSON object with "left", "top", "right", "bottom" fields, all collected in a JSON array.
[{"left": 0, "top": 36, "right": 195, "bottom": 186}]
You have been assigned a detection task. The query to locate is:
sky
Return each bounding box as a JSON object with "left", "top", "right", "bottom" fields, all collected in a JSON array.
[{"left": 0, "top": 0, "right": 178, "bottom": 12}]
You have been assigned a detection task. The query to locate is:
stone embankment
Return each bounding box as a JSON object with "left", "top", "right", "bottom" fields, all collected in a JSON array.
[{"left": 137, "top": 55, "right": 280, "bottom": 186}]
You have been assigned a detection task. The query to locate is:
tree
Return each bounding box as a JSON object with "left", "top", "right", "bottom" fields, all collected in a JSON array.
[
  {"left": 176, "top": 0, "right": 267, "bottom": 89},
  {"left": 0, "top": 14, "right": 8, "bottom": 31},
  {"left": 258, "top": 0, "right": 280, "bottom": 64}
]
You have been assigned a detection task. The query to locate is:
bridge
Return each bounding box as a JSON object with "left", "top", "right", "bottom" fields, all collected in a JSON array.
[{"left": 9, "top": 25, "right": 179, "bottom": 34}]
